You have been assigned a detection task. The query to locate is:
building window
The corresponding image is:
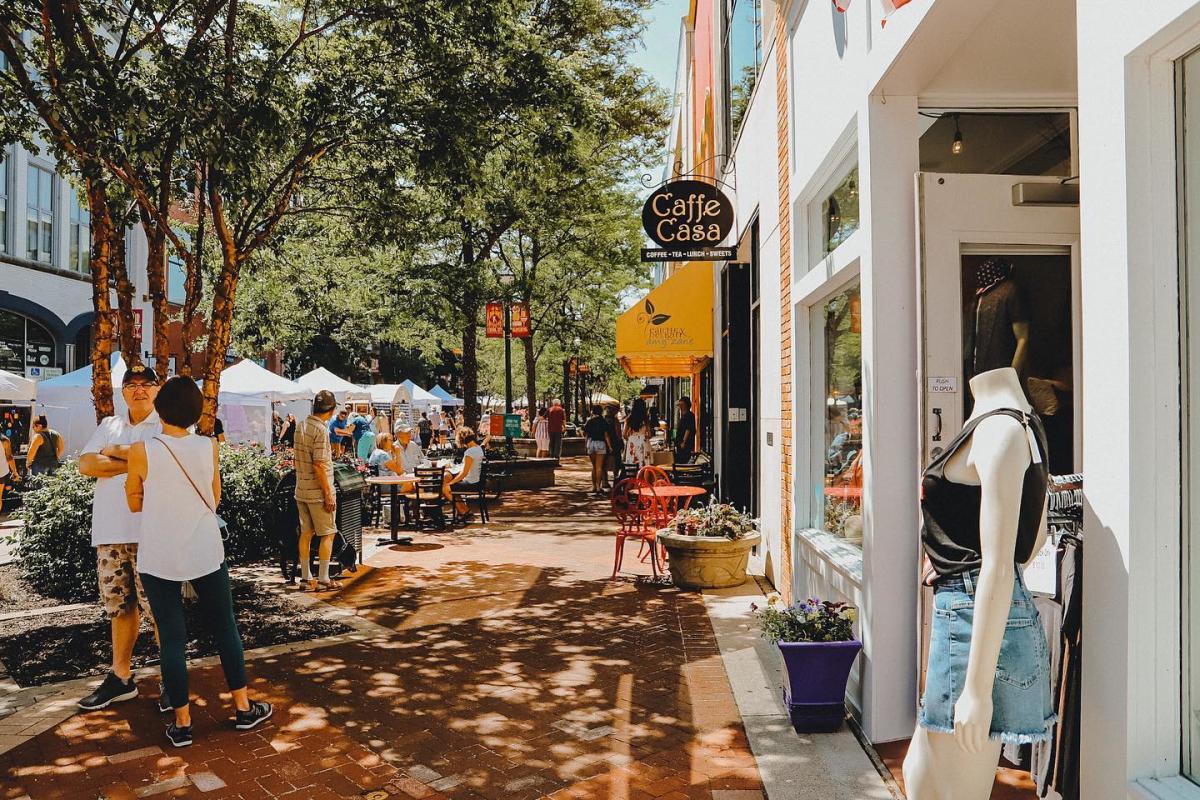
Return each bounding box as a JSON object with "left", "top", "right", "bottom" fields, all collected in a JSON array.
[
  {"left": 167, "top": 253, "right": 186, "bottom": 304},
  {"left": 0, "top": 154, "right": 7, "bottom": 253},
  {"left": 814, "top": 280, "right": 863, "bottom": 548},
  {"left": 817, "top": 165, "right": 859, "bottom": 259},
  {"left": 0, "top": 309, "right": 55, "bottom": 377},
  {"left": 69, "top": 189, "right": 89, "bottom": 273},
  {"left": 723, "top": 0, "right": 762, "bottom": 147},
  {"left": 26, "top": 164, "right": 53, "bottom": 264}
]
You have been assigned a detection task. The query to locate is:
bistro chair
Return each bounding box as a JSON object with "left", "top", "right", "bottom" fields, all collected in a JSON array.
[
  {"left": 366, "top": 464, "right": 385, "bottom": 527},
  {"left": 452, "top": 460, "right": 491, "bottom": 524},
  {"left": 671, "top": 462, "right": 717, "bottom": 505},
  {"left": 610, "top": 478, "right": 664, "bottom": 579},
  {"left": 636, "top": 465, "right": 672, "bottom": 487},
  {"left": 410, "top": 466, "right": 449, "bottom": 531}
]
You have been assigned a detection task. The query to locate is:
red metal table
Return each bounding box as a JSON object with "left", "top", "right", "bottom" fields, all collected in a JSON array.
[{"left": 630, "top": 484, "right": 707, "bottom": 514}]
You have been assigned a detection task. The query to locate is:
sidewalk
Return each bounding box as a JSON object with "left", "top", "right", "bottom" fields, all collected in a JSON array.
[{"left": 0, "top": 459, "right": 891, "bottom": 799}]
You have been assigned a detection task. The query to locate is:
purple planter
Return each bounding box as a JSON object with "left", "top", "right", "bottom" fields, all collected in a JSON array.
[{"left": 777, "top": 639, "right": 863, "bottom": 733}]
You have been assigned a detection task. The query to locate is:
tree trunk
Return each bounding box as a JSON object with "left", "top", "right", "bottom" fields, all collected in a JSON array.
[
  {"left": 461, "top": 307, "right": 480, "bottom": 428},
  {"left": 109, "top": 227, "right": 139, "bottom": 365},
  {"left": 142, "top": 219, "right": 171, "bottom": 372},
  {"left": 86, "top": 181, "right": 115, "bottom": 421},
  {"left": 198, "top": 179, "right": 241, "bottom": 435},
  {"left": 522, "top": 331, "right": 537, "bottom": 418}
]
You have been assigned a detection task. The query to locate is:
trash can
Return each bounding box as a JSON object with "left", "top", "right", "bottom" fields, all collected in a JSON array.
[{"left": 332, "top": 463, "right": 366, "bottom": 563}]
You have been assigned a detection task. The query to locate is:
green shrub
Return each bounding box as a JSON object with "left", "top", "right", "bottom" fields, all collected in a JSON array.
[
  {"left": 16, "top": 462, "right": 100, "bottom": 602},
  {"left": 14, "top": 444, "right": 285, "bottom": 601}
]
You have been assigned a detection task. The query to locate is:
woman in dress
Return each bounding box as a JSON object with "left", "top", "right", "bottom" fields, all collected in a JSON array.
[
  {"left": 623, "top": 398, "right": 652, "bottom": 468},
  {"left": 125, "top": 377, "right": 272, "bottom": 748},
  {"left": 533, "top": 407, "right": 550, "bottom": 458}
]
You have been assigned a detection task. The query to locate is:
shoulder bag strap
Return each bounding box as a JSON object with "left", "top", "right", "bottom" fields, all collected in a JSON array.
[{"left": 153, "top": 436, "right": 217, "bottom": 514}]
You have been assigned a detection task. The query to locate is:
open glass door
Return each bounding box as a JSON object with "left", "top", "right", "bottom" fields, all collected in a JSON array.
[{"left": 915, "top": 171, "right": 1081, "bottom": 688}]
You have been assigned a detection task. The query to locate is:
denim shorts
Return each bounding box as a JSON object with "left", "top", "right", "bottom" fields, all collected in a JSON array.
[
  {"left": 586, "top": 440, "right": 607, "bottom": 456},
  {"left": 918, "top": 567, "right": 1056, "bottom": 744}
]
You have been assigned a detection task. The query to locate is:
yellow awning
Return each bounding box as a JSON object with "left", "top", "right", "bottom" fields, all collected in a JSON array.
[{"left": 616, "top": 262, "right": 713, "bottom": 378}]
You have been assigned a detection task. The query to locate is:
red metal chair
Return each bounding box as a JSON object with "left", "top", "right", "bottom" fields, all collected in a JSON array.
[
  {"left": 636, "top": 465, "right": 672, "bottom": 487},
  {"left": 610, "top": 478, "right": 667, "bottom": 579}
]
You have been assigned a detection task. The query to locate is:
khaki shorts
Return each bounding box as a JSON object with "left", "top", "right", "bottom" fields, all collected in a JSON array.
[
  {"left": 297, "top": 499, "right": 338, "bottom": 537},
  {"left": 96, "top": 544, "right": 153, "bottom": 619}
]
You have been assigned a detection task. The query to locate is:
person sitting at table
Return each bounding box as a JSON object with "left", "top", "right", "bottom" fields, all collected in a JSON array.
[
  {"left": 367, "top": 433, "right": 401, "bottom": 476},
  {"left": 444, "top": 428, "right": 484, "bottom": 522},
  {"left": 394, "top": 425, "right": 425, "bottom": 473}
]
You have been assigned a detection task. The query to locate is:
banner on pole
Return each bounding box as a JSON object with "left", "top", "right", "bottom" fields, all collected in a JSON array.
[
  {"left": 485, "top": 303, "right": 504, "bottom": 338},
  {"left": 510, "top": 303, "right": 531, "bottom": 338}
]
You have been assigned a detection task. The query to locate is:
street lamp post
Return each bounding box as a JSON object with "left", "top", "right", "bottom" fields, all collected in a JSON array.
[{"left": 498, "top": 267, "right": 516, "bottom": 416}]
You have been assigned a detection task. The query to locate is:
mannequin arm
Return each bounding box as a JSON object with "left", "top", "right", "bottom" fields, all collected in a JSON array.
[
  {"left": 1010, "top": 320, "right": 1030, "bottom": 375},
  {"left": 954, "top": 417, "right": 1030, "bottom": 753}
]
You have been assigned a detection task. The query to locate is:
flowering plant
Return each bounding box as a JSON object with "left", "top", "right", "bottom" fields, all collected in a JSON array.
[
  {"left": 671, "top": 503, "right": 756, "bottom": 540},
  {"left": 753, "top": 595, "right": 858, "bottom": 644}
]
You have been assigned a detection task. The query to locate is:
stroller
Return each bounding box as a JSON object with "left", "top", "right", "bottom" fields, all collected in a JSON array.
[{"left": 270, "top": 470, "right": 358, "bottom": 584}]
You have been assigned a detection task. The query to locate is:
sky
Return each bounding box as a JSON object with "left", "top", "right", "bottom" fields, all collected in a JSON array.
[{"left": 632, "top": 0, "right": 688, "bottom": 99}]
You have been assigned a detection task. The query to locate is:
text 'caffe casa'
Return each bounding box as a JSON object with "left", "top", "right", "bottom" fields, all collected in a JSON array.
[{"left": 640, "top": 179, "right": 735, "bottom": 262}]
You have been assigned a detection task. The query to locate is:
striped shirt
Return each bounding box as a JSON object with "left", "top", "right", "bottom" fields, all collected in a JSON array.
[{"left": 294, "top": 414, "right": 334, "bottom": 503}]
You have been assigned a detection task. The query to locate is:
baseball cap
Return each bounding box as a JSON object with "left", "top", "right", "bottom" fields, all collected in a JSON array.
[
  {"left": 122, "top": 363, "right": 160, "bottom": 386},
  {"left": 312, "top": 390, "right": 338, "bottom": 413},
  {"left": 395, "top": 424, "right": 413, "bottom": 434}
]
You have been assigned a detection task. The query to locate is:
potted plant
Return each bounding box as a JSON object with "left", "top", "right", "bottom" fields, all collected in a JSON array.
[
  {"left": 754, "top": 596, "right": 862, "bottom": 732},
  {"left": 657, "top": 504, "right": 761, "bottom": 589}
]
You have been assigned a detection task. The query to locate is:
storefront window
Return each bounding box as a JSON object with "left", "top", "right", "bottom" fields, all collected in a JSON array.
[
  {"left": 818, "top": 281, "right": 864, "bottom": 547},
  {"left": 0, "top": 310, "right": 54, "bottom": 377},
  {"left": 724, "top": 0, "right": 762, "bottom": 146},
  {"left": 819, "top": 165, "right": 859, "bottom": 258},
  {"left": 69, "top": 189, "right": 89, "bottom": 273}
]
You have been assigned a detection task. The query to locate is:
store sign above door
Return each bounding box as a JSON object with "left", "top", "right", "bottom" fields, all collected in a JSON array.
[{"left": 641, "top": 180, "right": 735, "bottom": 262}]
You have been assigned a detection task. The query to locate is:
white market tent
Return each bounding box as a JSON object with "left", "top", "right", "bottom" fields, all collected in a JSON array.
[
  {"left": 367, "top": 384, "right": 404, "bottom": 409},
  {"left": 0, "top": 369, "right": 37, "bottom": 402},
  {"left": 399, "top": 380, "right": 440, "bottom": 410},
  {"left": 295, "top": 367, "right": 371, "bottom": 404},
  {"left": 428, "top": 384, "right": 463, "bottom": 406},
  {"left": 219, "top": 360, "right": 312, "bottom": 403}
]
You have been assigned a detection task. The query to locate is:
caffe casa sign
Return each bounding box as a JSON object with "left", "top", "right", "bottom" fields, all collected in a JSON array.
[{"left": 641, "top": 180, "right": 736, "bottom": 262}]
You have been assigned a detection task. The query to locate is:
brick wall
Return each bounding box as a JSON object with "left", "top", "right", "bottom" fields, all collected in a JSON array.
[{"left": 774, "top": 11, "right": 793, "bottom": 602}]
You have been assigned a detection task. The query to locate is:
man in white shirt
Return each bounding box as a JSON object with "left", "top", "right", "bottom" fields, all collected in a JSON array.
[
  {"left": 77, "top": 363, "right": 165, "bottom": 711},
  {"left": 393, "top": 425, "right": 425, "bottom": 473}
]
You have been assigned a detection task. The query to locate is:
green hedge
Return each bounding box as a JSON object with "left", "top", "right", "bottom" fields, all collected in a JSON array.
[{"left": 14, "top": 445, "right": 285, "bottom": 602}]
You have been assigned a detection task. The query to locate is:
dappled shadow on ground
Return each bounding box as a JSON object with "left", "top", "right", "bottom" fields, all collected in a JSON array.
[{"left": 0, "top": 458, "right": 761, "bottom": 800}]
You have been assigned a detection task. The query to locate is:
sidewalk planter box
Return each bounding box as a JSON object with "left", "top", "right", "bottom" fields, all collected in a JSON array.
[
  {"left": 777, "top": 639, "right": 863, "bottom": 733},
  {"left": 494, "top": 458, "right": 558, "bottom": 489},
  {"left": 658, "top": 531, "right": 761, "bottom": 589}
]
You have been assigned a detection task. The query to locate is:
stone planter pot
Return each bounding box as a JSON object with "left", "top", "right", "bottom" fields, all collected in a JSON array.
[
  {"left": 657, "top": 531, "right": 761, "bottom": 589},
  {"left": 777, "top": 639, "right": 863, "bottom": 732}
]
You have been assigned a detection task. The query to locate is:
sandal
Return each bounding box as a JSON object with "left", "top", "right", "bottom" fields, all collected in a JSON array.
[{"left": 300, "top": 579, "right": 321, "bottom": 593}]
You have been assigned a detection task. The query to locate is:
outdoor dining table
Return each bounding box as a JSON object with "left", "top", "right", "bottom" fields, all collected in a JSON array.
[
  {"left": 365, "top": 474, "right": 418, "bottom": 545},
  {"left": 630, "top": 484, "right": 707, "bottom": 514}
]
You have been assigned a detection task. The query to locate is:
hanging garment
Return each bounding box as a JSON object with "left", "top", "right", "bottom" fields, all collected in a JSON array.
[{"left": 967, "top": 279, "right": 1029, "bottom": 376}]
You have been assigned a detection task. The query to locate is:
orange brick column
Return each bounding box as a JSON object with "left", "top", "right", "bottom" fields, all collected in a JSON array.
[{"left": 774, "top": 13, "right": 793, "bottom": 603}]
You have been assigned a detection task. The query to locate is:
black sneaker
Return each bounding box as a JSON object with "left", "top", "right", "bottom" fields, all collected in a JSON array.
[
  {"left": 165, "top": 722, "right": 193, "bottom": 748},
  {"left": 234, "top": 701, "right": 273, "bottom": 731},
  {"left": 78, "top": 673, "right": 138, "bottom": 710},
  {"left": 157, "top": 682, "right": 172, "bottom": 713}
]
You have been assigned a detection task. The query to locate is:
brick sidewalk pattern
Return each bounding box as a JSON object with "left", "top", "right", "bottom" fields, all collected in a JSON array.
[{"left": 0, "top": 459, "right": 764, "bottom": 800}]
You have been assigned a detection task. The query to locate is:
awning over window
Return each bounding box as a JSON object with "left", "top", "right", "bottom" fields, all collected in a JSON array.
[{"left": 616, "top": 263, "right": 713, "bottom": 378}]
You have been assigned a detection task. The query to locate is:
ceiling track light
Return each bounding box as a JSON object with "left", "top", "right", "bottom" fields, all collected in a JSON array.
[{"left": 951, "top": 114, "right": 964, "bottom": 155}]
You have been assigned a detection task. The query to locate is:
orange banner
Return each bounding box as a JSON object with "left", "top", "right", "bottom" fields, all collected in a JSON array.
[
  {"left": 511, "top": 303, "right": 531, "bottom": 338},
  {"left": 485, "top": 302, "right": 504, "bottom": 338}
]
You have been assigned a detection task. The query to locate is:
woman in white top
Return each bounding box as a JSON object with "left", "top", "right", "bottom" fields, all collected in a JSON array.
[
  {"left": 125, "top": 377, "right": 272, "bottom": 748},
  {"left": 444, "top": 427, "right": 485, "bottom": 521}
]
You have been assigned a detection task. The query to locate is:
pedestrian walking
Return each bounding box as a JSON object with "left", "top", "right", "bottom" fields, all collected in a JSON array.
[
  {"left": 582, "top": 406, "right": 612, "bottom": 495},
  {"left": 547, "top": 399, "right": 566, "bottom": 459},
  {"left": 623, "top": 398, "right": 652, "bottom": 468},
  {"left": 673, "top": 396, "right": 697, "bottom": 465},
  {"left": 604, "top": 404, "right": 623, "bottom": 487},
  {"left": 418, "top": 412, "right": 433, "bottom": 449},
  {"left": 25, "top": 415, "right": 63, "bottom": 477},
  {"left": 533, "top": 407, "right": 550, "bottom": 458},
  {"left": 296, "top": 391, "right": 340, "bottom": 592},
  {"left": 77, "top": 363, "right": 165, "bottom": 712},
  {"left": 124, "top": 376, "right": 272, "bottom": 748},
  {"left": 356, "top": 414, "right": 377, "bottom": 462}
]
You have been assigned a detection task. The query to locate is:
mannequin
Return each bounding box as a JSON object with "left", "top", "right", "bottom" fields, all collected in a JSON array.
[
  {"left": 968, "top": 259, "right": 1030, "bottom": 379},
  {"left": 903, "top": 367, "right": 1050, "bottom": 800}
]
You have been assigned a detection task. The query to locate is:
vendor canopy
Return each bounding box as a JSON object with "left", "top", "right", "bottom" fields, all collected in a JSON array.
[
  {"left": 0, "top": 369, "right": 37, "bottom": 402},
  {"left": 399, "top": 379, "right": 439, "bottom": 405},
  {"left": 296, "top": 367, "right": 371, "bottom": 403},
  {"left": 367, "top": 384, "right": 404, "bottom": 407},
  {"left": 219, "top": 359, "right": 313, "bottom": 403},
  {"left": 428, "top": 384, "right": 464, "bottom": 406},
  {"left": 616, "top": 262, "right": 713, "bottom": 378}
]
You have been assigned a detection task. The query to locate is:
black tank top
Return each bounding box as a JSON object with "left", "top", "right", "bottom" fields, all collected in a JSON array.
[{"left": 921, "top": 408, "right": 1049, "bottom": 578}]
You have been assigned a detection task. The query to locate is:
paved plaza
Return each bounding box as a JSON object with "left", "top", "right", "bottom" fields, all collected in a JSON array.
[{"left": 0, "top": 461, "right": 773, "bottom": 800}]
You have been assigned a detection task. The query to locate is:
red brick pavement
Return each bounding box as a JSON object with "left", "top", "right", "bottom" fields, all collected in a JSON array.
[{"left": 0, "top": 459, "right": 764, "bottom": 800}]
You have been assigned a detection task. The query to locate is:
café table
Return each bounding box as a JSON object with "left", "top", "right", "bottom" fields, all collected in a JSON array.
[
  {"left": 630, "top": 484, "right": 707, "bottom": 515},
  {"left": 365, "top": 474, "right": 418, "bottom": 545}
]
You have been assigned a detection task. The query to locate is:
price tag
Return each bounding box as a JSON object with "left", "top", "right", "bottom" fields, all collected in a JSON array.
[
  {"left": 928, "top": 376, "right": 958, "bottom": 394},
  {"left": 1023, "top": 539, "right": 1058, "bottom": 596}
]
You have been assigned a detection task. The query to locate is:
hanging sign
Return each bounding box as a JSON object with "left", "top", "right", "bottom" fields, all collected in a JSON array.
[
  {"left": 485, "top": 302, "right": 504, "bottom": 338},
  {"left": 641, "top": 179, "right": 736, "bottom": 262},
  {"left": 510, "top": 303, "right": 531, "bottom": 338}
]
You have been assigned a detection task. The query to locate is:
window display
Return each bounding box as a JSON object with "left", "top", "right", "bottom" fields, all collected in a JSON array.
[{"left": 818, "top": 281, "right": 863, "bottom": 547}]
